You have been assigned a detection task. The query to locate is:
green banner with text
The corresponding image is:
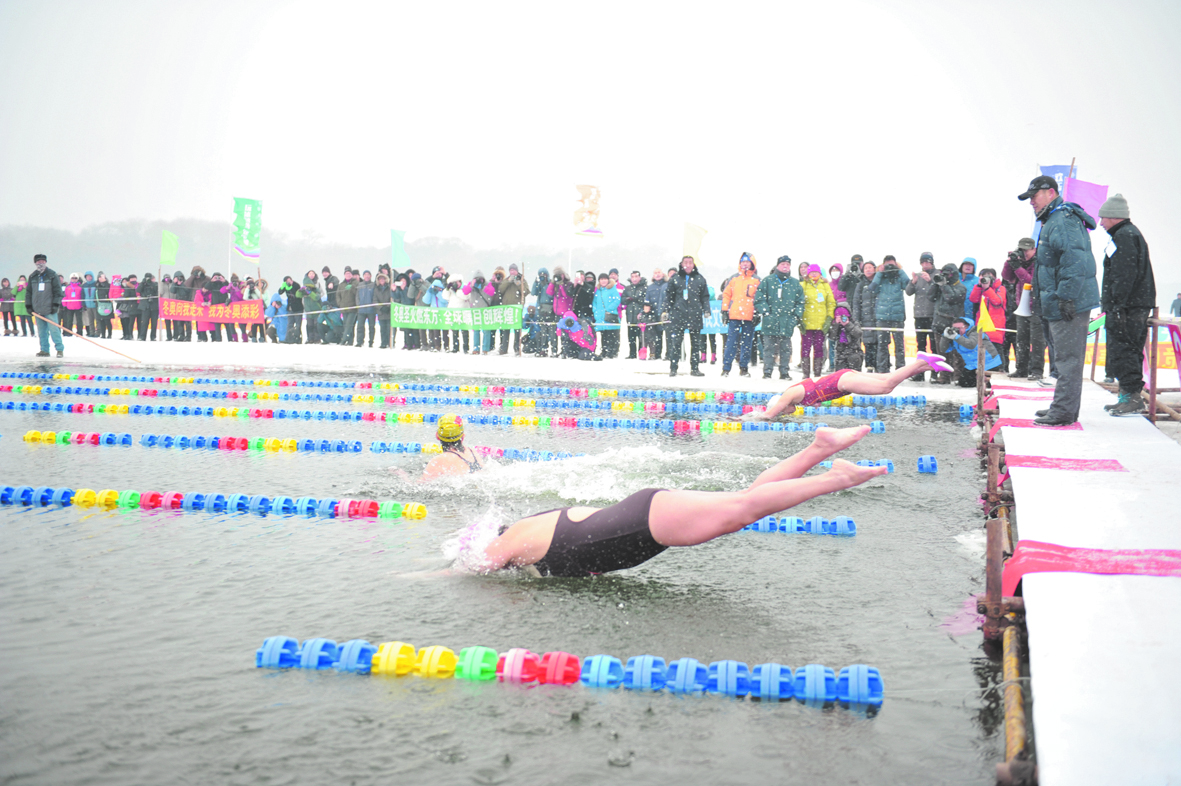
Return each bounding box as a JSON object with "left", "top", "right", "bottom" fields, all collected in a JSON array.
[{"left": 390, "top": 304, "right": 522, "bottom": 329}]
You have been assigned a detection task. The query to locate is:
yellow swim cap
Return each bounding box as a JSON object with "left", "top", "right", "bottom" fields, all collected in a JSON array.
[{"left": 436, "top": 414, "right": 464, "bottom": 443}]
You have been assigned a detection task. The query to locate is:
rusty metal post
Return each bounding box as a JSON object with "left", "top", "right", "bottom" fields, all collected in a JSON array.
[
  {"left": 984, "top": 516, "right": 1003, "bottom": 640},
  {"left": 977, "top": 337, "right": 987, "bottom": 411},
  {"left": 1002, "top": 625, "right": 1026, "bottom": 761},
  {"left": 987, "top": 443, "right": 1001, "bottom": 504}
]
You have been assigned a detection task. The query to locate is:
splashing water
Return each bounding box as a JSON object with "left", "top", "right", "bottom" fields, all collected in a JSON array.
[{"left": 440, "top": 507, "right": 511, "bottom": 573}]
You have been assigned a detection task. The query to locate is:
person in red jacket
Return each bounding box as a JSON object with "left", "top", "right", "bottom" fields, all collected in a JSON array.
[{"left": 969, "top": 267, "right": 1007, "bottom": 345}]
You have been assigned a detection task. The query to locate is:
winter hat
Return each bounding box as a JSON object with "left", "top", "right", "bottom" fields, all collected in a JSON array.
[
  {"left": 34, "top": 254, "right": 47, "bottom": 262},
  {"left": 941, "top": 263, "right": 957, "bottom": 276},
  {"left": 432, "top": 266, "right": 445, "bottom": 276},
  {"left": 850, "top": 254, "right": 863, "bottom": 263},
  {"left": 807, "top": 264, "right": 822, "bottom": 275},
  {"left": 829, "top": 263, "right": 844, "bottom": 276},
  {"left": 834, "top": 305, "right": 852, "bottom": 319},
  {"left": 70, "top": 272, "right": 81, "bottom": 280},
  {"left": 920, "top": 251, "right": 934, "bottom": 262},
  {"left": 510, "top": 263, "right": 521, "bottom": 273},
  {"left": 777, "top": 255, "right": 792, "bottom": 265},
  {"left": 1017, "top": 238, "right": 1036, "bottom": 251},
  {"left": 1098, "top": 193, "right": 1129, "bottom": 219}
]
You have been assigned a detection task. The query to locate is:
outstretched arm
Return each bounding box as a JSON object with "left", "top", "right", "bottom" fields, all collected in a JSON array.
[{"left": 743, "top": 380, "right": 806, "bottom": 421}]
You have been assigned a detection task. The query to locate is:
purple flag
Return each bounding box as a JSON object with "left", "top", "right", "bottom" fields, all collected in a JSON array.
[{"left": 1063, "top": 177, "right": 1108, "bottom": 228}]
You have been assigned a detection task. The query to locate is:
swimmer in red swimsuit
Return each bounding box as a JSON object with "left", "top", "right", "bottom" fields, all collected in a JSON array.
[
  {"left": 478, "top": 425, "right": 885, "bottom": 576},
  {"left": 744, "top": 351, "right": 954, "bottom": 421}
]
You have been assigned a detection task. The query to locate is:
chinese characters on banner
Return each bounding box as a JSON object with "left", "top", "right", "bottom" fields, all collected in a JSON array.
[
  {"left": 389, "top": 304, "right": 522, "bottom": 329},
  {"left": 573, "top": 185, "right": 601, "bottom": 237},
  {"left": 160, "top": 298, "right": 264, "bottom": 324},
  {"left": 232, "top": 197, "right": 262, "bottom": 262}
]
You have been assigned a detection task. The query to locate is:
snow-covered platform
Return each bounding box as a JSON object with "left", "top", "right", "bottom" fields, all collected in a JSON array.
[{"left": 997, "top": 380, "right": 1181, "bottom": 786}]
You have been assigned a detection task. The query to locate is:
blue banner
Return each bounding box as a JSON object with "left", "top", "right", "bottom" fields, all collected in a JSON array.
[{"left": 1039, "top": 165, "right": 1074, "bottom": 194}]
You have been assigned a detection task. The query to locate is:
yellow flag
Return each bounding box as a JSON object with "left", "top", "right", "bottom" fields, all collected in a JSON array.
[{"left": 977, "top": 301, "right": 997, "bottom": 335}]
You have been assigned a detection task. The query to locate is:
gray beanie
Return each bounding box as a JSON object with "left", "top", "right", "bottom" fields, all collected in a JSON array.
[{"left": 1098, "top": 193, "right": 1129, "bottom": 219}]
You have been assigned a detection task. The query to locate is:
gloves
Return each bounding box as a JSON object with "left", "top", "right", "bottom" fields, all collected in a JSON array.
[
  {"left": 1059, "top": 299, "right": 1075, "bottom": 321},
  {"left": 752, "top": 315, "right": 761, "bottom": 328},
  {"left": 822, "top": 317, "right": 832, "bottom": 332},
  {"left": 721, "top": 311, "right": 729, "bottom": 325},
  {"left": 943, "top": 326, "right": 959, "bottom": 340}
]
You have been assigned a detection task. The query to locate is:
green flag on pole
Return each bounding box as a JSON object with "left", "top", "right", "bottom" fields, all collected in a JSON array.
[
  {"left": 232, "top": 197, "right": 262, "bottom": 263},
  {"left": 160, "top": 230, "right": 179, "bottom": 266},
  {"left": 391, "top": 229, "right": 410, "bottom": 269}
]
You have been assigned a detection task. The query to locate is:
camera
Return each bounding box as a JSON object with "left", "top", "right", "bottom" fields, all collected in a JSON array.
[
  {"left": 848, "top": 261, "right": 861, "bottom": 275},
  {"left": 980, "top": 276, "right": 994, "bottom": 288},
  {"left": 932, "top": 272, "right": 947, "bottom": 285},
  {"left": 1007, "top": 249, "right": 1024, "bottom": 265}
]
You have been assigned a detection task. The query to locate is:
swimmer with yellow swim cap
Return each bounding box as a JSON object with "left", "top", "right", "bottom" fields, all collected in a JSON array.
[{"left": 413, "top": 414, "right": 485, "bottom": 480}]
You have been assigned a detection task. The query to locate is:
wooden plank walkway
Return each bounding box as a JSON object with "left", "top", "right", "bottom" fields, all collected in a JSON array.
[{"left": 998, "top": 380, "right": 1181, "bottom": 785}]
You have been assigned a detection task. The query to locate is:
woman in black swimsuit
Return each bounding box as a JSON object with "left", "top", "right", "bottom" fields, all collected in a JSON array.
[{"left": 479, "top": 425, "right": 885, "bottom": 576}]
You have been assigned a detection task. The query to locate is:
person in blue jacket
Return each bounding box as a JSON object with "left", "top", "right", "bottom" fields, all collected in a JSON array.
[
  {"left": 592, "top": 272, "right": 622, "bottom": 358},
  {"left": 1018, "top": 175, "right": 1101, "bottom": 426},
  {"left": 959, "top": 258, "right": 979, "bottom": 319},
  {"left": 264, "top": 292, "right": 287, "bottom": 344},
  {"left": 942, "top": 315, "right": 1001, "bottom": 387},
  {"left": 869, "top": 256, "right": 910, "bottom": 373}
]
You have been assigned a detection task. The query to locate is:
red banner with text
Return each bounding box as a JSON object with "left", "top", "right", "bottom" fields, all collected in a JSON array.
[{"left": 160, "top": 298, "right": 265, "bottom": 324}]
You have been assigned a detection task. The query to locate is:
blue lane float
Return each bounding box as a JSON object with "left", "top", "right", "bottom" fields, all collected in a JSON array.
[
  {"left": 917, "top": 455, "right": 939, "bottom": 474},
  {"left": 744, "top": 516, "right": 856, "bottom": 536},
  {"left": 253, "top": 635, "right": 883, "bottom": 706}
]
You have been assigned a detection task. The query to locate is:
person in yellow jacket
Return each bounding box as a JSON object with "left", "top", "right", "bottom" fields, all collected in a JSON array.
[
  {"left": 720, "top": 253, "right": 761, "bottom": 377},
  {"left": 799, "top": 264, "right": 835, "bottom": 378}
]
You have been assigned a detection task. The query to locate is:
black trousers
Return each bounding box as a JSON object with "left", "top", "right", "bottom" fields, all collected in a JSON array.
[
  {"left": 379, "top": 318, "right": 391, "bottom": 348},
  {"left": 138, "top": 312, "right": 158, "bottom": 340},
  {"left": 626, "top": 323, "right": 643, "bottom": 357},
  {"left": 498, "top": 329, "right": 520, "bottom": 354},
  {"left": 1015, "top": 315, "right": 1046, "bottom": 376},
  {"left": 667, "top": 327, "right": 704, "bottom": 371},
  {"left": 914, "top": 316, "right": 934, "bottom": 354},
  {"left": 1105, "top": 308, "right": 1150, "bottom": 393}
]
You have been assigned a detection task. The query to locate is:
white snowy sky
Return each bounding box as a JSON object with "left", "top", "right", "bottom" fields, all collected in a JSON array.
[{"left": 2, "top": 0, "right": 1179, "bottom": 293}]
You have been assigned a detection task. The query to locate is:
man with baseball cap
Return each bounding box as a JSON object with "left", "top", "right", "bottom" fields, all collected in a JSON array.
[
  {"left": 1017, "top": 175, "right": 1100, "bottom": 425},
  {"left": 905, "top": 251, "right": 937, "bottom": 381},
  {"left": 26, "top": 254, "right": 65, "bottom": 357}
]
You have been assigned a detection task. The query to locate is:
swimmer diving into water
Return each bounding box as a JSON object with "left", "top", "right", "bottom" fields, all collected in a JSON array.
[
  {"left": 477, "top": 425, "right": 885, "bottom": 577},
  {"left": 743, "top": 352, "right": 954, "bottom": 421}
]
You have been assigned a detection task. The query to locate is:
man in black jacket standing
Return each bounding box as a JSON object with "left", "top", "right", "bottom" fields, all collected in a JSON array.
[
  {"left": 27, "top": 254, "right": 65, "bottom": 357},
  {"left": 1097, "top": 193, "right": 1156, "bottom": 416},
  {"left": 666, "top": 256, "right": 710, "bottom": 377}
]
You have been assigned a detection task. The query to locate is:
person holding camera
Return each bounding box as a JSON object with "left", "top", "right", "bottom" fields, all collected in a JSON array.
[
  {"left": 927, "top": 263, "right": 967, "bottom": 384},
  {"left": 1018, "top": 174, "right": 1101, "bottom": 425},
  {"left": 495, "top": 263, "right": 528, "bottom": 355},
  {"left": 462, "top": 270, "right": 496, "bottom": 354},
  {"left": 531, "top": 268, "right": 557, "bottom": 357},
  {"left": 827, "top": 305, "right": 863, "bottom": 371},
  {"left": 1001, "top": 238, "right": 1046, "bottom": 379},
  {"left": 643, "top": 268, "right": 669, "bottom": 361},
  {"left": 968, "top": 267, "right": 1007, "bottom": 345},
  {"left": 839, "top": 259, "right": 876, "bottom": 372},
  {"left": 546, "top": 267, "right": 576, "bottom": 357},
  {"left": 869, "top": 255, "right": 910, "bottom": 374},
  {"left": 941, "top": 316, "right": 1002, "bottom": 386},
  {"left": 905, "top": 252, "right": 937, "bottom": 380}
]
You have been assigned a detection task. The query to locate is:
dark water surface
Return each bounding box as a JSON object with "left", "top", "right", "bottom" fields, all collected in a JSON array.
[{"left": 0, "top": 362, "right": 999, "bottom": 785}]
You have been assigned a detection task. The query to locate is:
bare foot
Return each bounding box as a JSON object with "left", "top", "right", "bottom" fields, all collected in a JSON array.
[
  {"left": 825, "top": 458, "right": 888, "bottom": 489},
  {"left": 811, "top": 425, "right": 870, "bottom": 455}
]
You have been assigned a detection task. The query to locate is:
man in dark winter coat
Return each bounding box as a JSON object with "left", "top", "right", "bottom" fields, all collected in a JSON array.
[
  {"left": 666, "top": 256, "right": 710, "bottom": 377},
  {"left": 26, "top": 254, "right": 65, "bottom": 357},
  {"left": 1019, "top": 175, "right": 1101, "bottom": 425},
  {"left": 644, "top": 269, "right": 669, "bottom": 361},
  {"left": 905, "top": 252, "right": 937, "bottom": 380},
  {"left": 278, "top": 276, "right": 304, "bottom": 344},
  {"left": 928, "top": 263, "right": 967, "bottom": 384},
  {"left": 869, "top": 256, "right": 910, "bottom": 374},
  {"left": 354, "top": 270, "right": 377, "bottom": 347},
  {"left": 755, "top": 256, "right": 804, "bottom": 379},
  {"left": 842, "top": 261, "right": 877, "bottom": 372},
  {"left": 621, "top": 271, "right": 647, "bottom": 359},
  {"left": 137, "top": 273, "right": 159, "bottom": 340},
  {"left": 1097, "top": 193, "right": 1156, "bottom": 416}
]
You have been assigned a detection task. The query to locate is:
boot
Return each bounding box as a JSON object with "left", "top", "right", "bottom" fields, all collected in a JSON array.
[
  {"left": 1110, "top": 393, "right": 1146, "bottom": 416},
  {"left": 710, "top": 353, "right": 717, "bottom": 364}
]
